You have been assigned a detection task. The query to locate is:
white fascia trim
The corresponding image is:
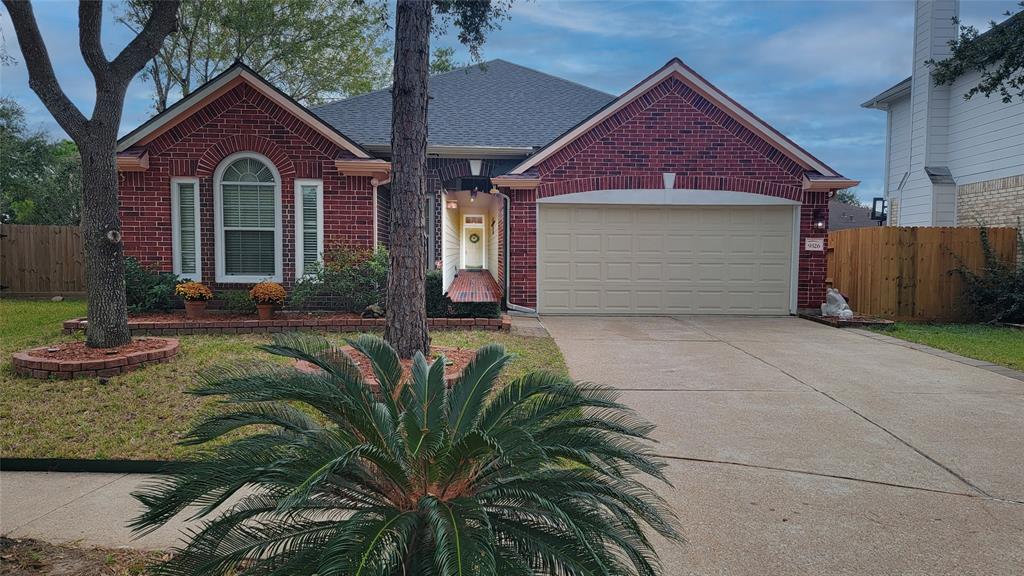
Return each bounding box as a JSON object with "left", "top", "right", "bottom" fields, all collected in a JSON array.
[
  {"left": 117, "top": 68, "right": 369, "bottom": 159},
  {"left": 536, "top": 188, "right": 801, "bottom": 206},
  {"left": 171, "top": 177, "right": 201, "bottom": 281},
  {"left": 214, "top": 151, "right": 284, "bottom": 284},
  {"left": 294, "top": 178, "right": 324, "bottom": 279},
  {"left": 511, "top": 61, "right": 836, "bottom": 176}
]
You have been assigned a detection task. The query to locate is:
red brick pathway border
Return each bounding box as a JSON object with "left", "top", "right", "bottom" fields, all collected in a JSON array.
[
  {"left": 62, "top": 315, "right": 511, "bottom": 336},
  {"left": 12, "top": 338, "right": 180, "bottom": 380}
]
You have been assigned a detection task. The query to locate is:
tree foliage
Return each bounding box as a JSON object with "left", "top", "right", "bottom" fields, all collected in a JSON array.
[
  {"left": 430, "top": 47, "right": 463, "bottom": 74},
  {"left": 931, "top": 4, "right": 1024, "bottom": 103},
  {"left": 117, "top": 0, "right": 392, "bottom": 111},
  {"left": 833, "top": 188, "right": 861, "bottom": 206},
  {"left": 132, "top": 334, "right": 681, "bottom": 575},
  {"left": 0, "top": 98, "right": 81, "bottom": 225}
]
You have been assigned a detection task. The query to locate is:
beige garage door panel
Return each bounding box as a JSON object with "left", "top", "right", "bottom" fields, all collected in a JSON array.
[{"left": 538, "top": 205, "right": 794, "bottom": 314}]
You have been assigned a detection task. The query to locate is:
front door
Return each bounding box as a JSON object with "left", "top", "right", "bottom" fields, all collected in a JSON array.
[{"left": 462, "top": 215, "right": 485, "bottom": 269}]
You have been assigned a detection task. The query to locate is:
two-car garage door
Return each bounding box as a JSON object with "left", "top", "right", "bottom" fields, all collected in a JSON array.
[{"left": 537, "top": 204, "right": 795, "bottom": 315}]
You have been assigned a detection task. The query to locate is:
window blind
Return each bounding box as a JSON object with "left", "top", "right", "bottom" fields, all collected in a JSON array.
[
  {"left": 301, "top": 185, "right": 319, "bottom": 274},
  {"left": 177, "top": 183, "right": 197, "bottom": 275}
]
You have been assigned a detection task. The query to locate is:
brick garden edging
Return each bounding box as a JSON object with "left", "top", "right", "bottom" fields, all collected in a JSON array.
[
  {"left": 12, "top": 338, "right": 180, "bottom": 380},
  {"left": 62, "top": 314, "right": 512, "bottom": 336}
]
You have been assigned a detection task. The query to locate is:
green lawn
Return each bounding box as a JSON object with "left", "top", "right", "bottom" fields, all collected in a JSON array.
[
  {"left": 0, "top": 299, "right": 567, "bottom": 461},
  {"left": 876, "top": 323, "right": 1024, "bottom": 371}
]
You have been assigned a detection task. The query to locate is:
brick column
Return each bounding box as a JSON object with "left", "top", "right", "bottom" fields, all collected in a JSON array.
[
  {"left": 507, "top": 188, "right": 537, "bottom": 309},
  {"left": 797, "top": 192, "right": 829, "bottom": 310}
]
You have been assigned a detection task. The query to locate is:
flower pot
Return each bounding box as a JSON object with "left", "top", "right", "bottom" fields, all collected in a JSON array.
[
  {"left": 256, "top": 303, "right": 276, "bottom": 321},
  {"left": 184, "top": 300, "right": 207, "bottom": 320}
]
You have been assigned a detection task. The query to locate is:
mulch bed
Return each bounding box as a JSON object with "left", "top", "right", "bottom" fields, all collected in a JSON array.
[
  {"left": 21, "top": 338, "right": 171, "bottom": 361},
  {"left": 131, "top": 310, "right": 365, "bottom": 323},
  {"left": 799, "top": 313, "right": 895, "bottom": 328},
  {"left": 295, "top": 345, "right": 476, "bottom": 385},
  {"left": 12, "top": 337, "right": 179, "bottom": 380}
]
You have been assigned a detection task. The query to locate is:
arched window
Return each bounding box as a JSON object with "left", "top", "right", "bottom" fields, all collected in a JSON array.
[{"left": 214, "top": 153, "right": 282, "bottom": 282}]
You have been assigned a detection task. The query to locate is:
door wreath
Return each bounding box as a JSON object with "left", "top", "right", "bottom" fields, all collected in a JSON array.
[{"left": 469, "top": 233, "right": 480, "bottom": 244}]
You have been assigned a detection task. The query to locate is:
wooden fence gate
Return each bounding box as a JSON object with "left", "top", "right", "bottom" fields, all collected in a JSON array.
[
  {"left": 826, "top": 226, "right": 1018, "bottom": 321},
  {"left": 0, "top": 224, "right": 86, "bottom": 297}
]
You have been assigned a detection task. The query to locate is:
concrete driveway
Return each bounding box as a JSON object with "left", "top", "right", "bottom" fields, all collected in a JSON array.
[{"left": 542, "top": 316, "right": 1024, "bottom": 575}]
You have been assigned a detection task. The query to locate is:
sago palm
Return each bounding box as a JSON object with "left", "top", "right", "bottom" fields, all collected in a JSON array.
[{"left": 131, "top": 333, "right": 681, "bottom": 575}]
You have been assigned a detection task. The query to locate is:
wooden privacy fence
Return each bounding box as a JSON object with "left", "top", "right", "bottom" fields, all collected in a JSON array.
[
  {"left": 827, "top": 226, "right": 1018, "bottom": 321},
  {"left": 0, "top": 224, "right": 86, "bottom": 297}
]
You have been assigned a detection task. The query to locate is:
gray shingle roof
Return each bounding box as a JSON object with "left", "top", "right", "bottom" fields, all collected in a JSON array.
[
  {"left": 312, "top": 59, "right": 615, "bottom": 150},
  {"left": 829, "top": 201, "right": 877, "bottom": 231}
]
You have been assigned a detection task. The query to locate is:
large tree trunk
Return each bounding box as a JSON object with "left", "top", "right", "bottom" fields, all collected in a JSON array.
[
  {"left": 384, "top": 0, "right": 431, "bottom": 358},
  {"left": 80, "top": 136, "right": 131, "bottom": 348}
]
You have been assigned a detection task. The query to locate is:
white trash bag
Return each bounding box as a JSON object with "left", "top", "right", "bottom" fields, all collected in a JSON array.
[{"left": 821, "top": 287, "right": 854, "bottom": 319}]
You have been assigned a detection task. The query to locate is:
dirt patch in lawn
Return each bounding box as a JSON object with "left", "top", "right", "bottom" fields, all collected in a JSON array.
[
  {"left": 0, "top": 537, "right": 164, "bottom": 575},
  {"left": 20, "top": 338, "right": 171, "bottom": 361},
  {"left": 295, "top": 345, "right": 476, "bottom": 385}
]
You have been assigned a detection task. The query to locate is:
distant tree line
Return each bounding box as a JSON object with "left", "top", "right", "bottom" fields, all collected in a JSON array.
[{"left": 0, "top": 98, "right": 81, "bottom": 225}]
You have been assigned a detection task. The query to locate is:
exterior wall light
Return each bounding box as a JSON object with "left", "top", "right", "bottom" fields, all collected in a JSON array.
[
  {"left": 446, "top": 200, "right": 458, "bottom": 210},
  {"left": 812, "top": 208, "right": 826, "bottom": 231}
]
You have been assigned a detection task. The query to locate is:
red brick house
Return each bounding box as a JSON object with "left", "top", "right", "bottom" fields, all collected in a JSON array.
[{"left": 117, "top": 58, "right": 856, "bottom": 315}]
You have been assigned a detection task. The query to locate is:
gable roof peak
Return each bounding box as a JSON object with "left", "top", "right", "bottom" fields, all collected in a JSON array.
[
  {"left": 509, "top": 57, "right": 842, "bottom": 178},
  {"left": 117, "top": 63, "right": 372, "bottom": 158}
]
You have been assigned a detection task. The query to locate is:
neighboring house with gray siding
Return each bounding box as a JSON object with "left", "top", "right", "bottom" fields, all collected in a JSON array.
[{"left": 862, "top": 0, "right": 1023, "bottom": 227}]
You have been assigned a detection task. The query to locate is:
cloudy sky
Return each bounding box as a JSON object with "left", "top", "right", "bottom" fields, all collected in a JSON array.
[{"left": 1, "top": 0, "right": 1018, "bottom": 203}]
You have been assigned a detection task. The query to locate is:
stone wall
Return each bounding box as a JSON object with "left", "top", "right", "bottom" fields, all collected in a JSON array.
[{"left": 957, "top": 174, "right": 1024, "bottom": 228}]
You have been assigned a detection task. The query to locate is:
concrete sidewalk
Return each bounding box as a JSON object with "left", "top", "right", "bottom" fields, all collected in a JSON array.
[{"left": 1, "top": 471, "right": 202, "bottom": 550}]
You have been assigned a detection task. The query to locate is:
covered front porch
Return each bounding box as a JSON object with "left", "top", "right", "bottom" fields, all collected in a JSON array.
[{"left": 441, "top": 187, "right": 505, "bottom": 304}]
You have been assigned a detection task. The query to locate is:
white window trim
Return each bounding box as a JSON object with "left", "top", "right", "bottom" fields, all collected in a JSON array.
[
  {"left": 171, "top": 177, "right": 201, "bottom": 281},
  {"left": 294, "top": 178, "right": 324, "bottom": 278},
  {"left": 213, "top": 151, "right": 283, "bottom": 283}
]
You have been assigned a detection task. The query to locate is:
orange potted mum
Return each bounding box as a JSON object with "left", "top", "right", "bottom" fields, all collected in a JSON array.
[
  {"left": 176, "top": 281, "right": 214, "bottom": 319},
  {"left": 250, "top": 281, "right": 287, "bottom": 320}
]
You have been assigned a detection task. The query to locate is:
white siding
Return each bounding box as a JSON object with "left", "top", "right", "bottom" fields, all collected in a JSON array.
[
  {"left": 947, "top": 67, "right": 1024, "bottom": 186},
  {"left": 442, "top": 203, "right": 460, "bottom": 291},
  {"left": 886, "top": 95, "right": 913, "bottom": 225},
  {"left": 487, "top": 213, "right": 499, "bottom": 278}
]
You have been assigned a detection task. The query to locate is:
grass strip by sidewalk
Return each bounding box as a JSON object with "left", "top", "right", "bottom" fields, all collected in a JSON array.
[
  {"left": 875, "top": 323, "right": 1024, "bottom": 371},
  {"left": 1, "top": 299, "right": 567, "bottom": 461}
]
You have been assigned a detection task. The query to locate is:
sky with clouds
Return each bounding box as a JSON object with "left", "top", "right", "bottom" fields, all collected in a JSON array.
[{"left": 1, "top": 0, "right": 1019, "bottom": 204}]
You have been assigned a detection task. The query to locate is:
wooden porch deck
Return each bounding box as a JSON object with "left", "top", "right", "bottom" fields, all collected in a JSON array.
[{"left": 448, "top": 270, "right": 503, "bottom": 303}]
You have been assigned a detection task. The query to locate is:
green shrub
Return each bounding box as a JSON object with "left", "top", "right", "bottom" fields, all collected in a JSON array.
[
  {"left": 425, "top": 269, "right": 502, "bottom": 318},
  {"left": 131, "top": 334, "right": 680, "bottom": 574},
  {"left": 290, "top": 244, "right": 388, "bottom": 312},
  {"left": 124, "top": 257, "right": 179, "bottom": 313},
  {"left": 954, "top": 226, "right": 1024, "bottom": 323},
  {"left": 218, "top": 289, "right": 256, "bottom": 313}
]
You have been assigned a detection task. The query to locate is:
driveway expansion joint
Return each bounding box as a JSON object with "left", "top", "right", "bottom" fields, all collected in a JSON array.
[{"left": 678, "top": 318, "right": 992, "bottom": 498}]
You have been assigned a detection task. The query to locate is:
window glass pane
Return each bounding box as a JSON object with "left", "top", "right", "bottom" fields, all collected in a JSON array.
[
  {"left": 222, "top": 184, "right": 275, "bottom": 228},
  {"left": 222, "top": 157, "right": 274, "bottom": 183},
  {"left": 302, "top": 185, "right": 318, "bottom": 271},
  {"left": 224, "top": 230, "right": 275, "bottom": 275},
  {"left": 177, "top": 183, "right": 196, "bottom": 274}
]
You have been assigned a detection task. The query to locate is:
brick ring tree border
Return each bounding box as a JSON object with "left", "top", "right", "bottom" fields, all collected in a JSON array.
[{"left": 11, "top": 337, "right": 180, "bottom": 380}]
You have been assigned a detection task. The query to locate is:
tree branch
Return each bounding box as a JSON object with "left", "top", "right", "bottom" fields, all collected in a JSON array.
[
  {"left": 78, "top": 0, "right": 109, "bottom": 81},
  {"left": 110, "top": 0, "right": 180, "bottom": 80},
  {"left": 2, "top": 0, "right": 88, "bottom": 139}
]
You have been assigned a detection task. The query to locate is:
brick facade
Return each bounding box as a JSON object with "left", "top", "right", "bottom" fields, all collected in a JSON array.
[
  {"left": 119, "top": 81, "right": 374, "bottom": 289},
  {"left": 957, "top": 174, "right": 1024, "bottom": 228},
  {"left": 502, "top": 74, "right": 832, "bottom": 311}
]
